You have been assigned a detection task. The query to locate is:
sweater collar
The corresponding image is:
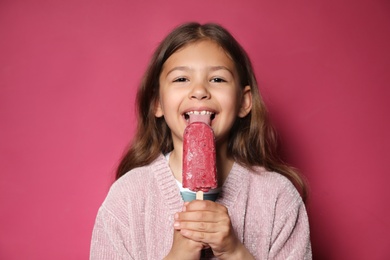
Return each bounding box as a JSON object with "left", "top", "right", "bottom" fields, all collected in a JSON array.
[
  {"left": 152, "top": 154, "right": 183, "bottom": 215},
  {"left": 151, "top": 153, "right": 250, "bottom": 213},
  {"left": 216, "top": 162, "right": 250, "bottom": 209}
]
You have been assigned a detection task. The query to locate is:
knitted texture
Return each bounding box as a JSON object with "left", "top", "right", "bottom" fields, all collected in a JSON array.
[{"left": 90, "top": 154, "right": 312, "bottom": 259}]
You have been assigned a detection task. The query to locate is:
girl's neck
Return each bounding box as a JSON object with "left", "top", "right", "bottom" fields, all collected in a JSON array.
[{"left": 168, "top": 142, "right": 234, "bottom": 187}]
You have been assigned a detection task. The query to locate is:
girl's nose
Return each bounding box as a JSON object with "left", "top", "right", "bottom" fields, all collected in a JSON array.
[{"left": 189, "top": 83, "right": 210, "bottom": 100}]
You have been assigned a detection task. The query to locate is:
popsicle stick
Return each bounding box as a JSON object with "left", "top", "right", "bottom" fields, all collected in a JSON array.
[{"left": 196, "top": 191, "right": 204, "bottom": 200}]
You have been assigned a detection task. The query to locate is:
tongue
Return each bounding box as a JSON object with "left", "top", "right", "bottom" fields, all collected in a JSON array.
[{"left": 189, "top": 113, "right": 211, "bottom": 125}]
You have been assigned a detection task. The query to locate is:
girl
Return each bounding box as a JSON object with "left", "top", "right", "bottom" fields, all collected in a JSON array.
[{"left": 90, "top": 22, "right": 312, "bottom": 259}]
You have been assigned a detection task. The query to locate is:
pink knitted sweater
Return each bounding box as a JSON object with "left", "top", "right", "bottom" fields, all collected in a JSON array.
[{"left": 90, "top": 154, "right": 312, "bottom": 259}]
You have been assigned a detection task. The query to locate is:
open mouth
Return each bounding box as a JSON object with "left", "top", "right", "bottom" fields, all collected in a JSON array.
[{"left": 184, "top": 110, "right": 216, "bottom": 125}]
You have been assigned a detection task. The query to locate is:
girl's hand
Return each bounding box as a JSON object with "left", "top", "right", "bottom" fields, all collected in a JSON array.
[
  {"left": 164, "top": 229, "right": 203, "bottom": 260},
  {"left": 174, "top": 200, "right": 254, "bottom": 259}
]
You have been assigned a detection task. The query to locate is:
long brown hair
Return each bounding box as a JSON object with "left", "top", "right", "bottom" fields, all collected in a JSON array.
[{"left": 116, "top": 22, "right": 308, "bottom": 201}]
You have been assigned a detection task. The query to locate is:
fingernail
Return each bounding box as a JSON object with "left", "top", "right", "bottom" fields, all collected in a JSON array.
[{"left": 173, "top": 221, "right": 180, "bottom": 228}]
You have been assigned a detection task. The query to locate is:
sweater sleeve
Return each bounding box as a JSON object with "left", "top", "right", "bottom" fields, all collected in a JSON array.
[
  {"left": 90, "top": 205, "right": 133, "bottom": 260},
  {"left": 90, "top": 177, "right": 135, "bottom": 260},
  {"left": 268, "top": 185, "right": 312, "bottom": 260}
]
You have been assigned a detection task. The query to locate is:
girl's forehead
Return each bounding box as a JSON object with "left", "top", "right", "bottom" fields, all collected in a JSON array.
[
  {"left": 162, "top": 40, "right": 235, "bottom": 70},
  {"left": 175, "top": 40, "right": 229, "bottom": 57}
]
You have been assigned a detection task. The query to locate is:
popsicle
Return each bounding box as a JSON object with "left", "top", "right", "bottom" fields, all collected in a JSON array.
[{"left": 182, "top": 114, "right": 217, "bottom": 200}]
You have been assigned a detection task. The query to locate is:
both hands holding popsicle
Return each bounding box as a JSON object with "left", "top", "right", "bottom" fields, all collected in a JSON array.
[{"left": 170, "top": 200, "right": 249, "bottom": 260}]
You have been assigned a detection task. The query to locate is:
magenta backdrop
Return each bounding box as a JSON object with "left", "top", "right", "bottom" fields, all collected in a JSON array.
[{"left": 1, "top": 1, "right": 389, "bottom": 259}]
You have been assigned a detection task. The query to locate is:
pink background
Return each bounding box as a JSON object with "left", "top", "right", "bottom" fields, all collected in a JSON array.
[{"left": 1, "top": 0, "right": 389, "bottom": 259}]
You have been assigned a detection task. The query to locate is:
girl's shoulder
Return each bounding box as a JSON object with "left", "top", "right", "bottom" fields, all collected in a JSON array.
[
  {"left": 104, "top": 155, "right": 169, "bottom": 201},
  {"left": 114, "top": 154, "right": 169, "bottom": 186},
  {"left": 241, "top": 165, "right": 305, "bottom": 216},
  {"left": 234, "top": 163, "right": 302, "bottom": 203},
  {"left": 236, "top": 163, "right": 294, "bottom": 189}
]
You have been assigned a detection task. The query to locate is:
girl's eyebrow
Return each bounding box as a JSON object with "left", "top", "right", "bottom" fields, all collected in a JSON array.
[
  {"left": 166, "top": 66, "right": 234, "bottom": 76},
  {"left": 166, "top": 66, "right": 190, "bottom": 76},
  {"left": 208, "top": 66, "right": 234, "bottom": 75}
]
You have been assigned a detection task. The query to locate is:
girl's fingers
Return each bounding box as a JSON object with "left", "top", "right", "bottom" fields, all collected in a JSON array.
[
  {"left": 185, "top": 200, "right": 226, "bottom": 212},
  {"left": 177, "top": 210, "right": 220, "bottom": 222},
  {"left": 176, "top": 218, "right": 222, "bottom": 233},
  {"left": 177, "top": 201, "right": 229, "bottom": 222},
  {"left": 174, "top": 200, "right": 232, "bottom": 245},
  {"left": 174, "top": 214, "right": 230, "bottom": 243},
  {"left": 173, "top": 201, "right": 240, "bottom": 256},
  {"left": 179, "top": 228, "right": 219, "bottom": 244}
]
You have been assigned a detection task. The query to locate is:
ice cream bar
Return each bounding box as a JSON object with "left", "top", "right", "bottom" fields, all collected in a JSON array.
[{"left": 182, "top": 121, "right": 217, "bottom": 193}]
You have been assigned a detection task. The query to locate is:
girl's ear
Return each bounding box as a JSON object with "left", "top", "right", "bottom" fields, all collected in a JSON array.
[
  {"left": 238, "top": 85, "right": 252, "bottom": 118},
  {"left": 154, "top": 99, "right": 164, "bottom": 117}
]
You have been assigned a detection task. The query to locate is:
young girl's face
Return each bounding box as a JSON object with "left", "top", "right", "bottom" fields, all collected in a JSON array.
[{"left": 155, "top": 40, "right": 252, "bottom": 148}]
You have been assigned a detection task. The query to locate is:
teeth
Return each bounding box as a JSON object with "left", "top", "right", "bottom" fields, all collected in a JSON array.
[
  {"left": 186, "top": 110, "right": 213, "bottom": 115},
  {"left": 184, "top": 110, "right": 215, "bottom": 122}
]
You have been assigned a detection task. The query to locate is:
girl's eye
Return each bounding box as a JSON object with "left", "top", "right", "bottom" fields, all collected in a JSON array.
[
  {"left": 210, "top": 77, "right": 226, "bottom": 83},
  {"left": 173, "top": 77, "right": 188, "bottom": 83}
]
